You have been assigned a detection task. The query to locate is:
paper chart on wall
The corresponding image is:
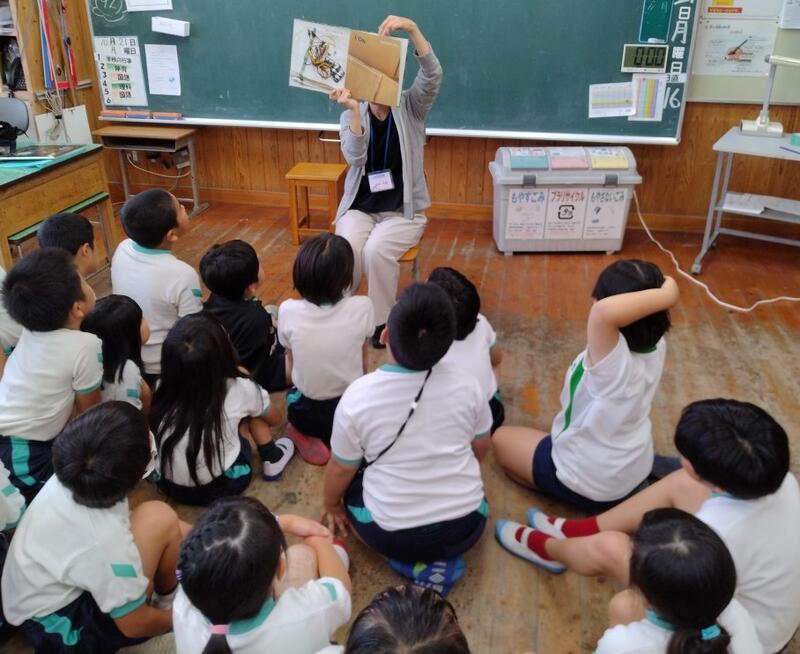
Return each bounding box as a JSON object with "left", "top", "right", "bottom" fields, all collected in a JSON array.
[
  {"left": 703, "top": 0, "right": 781, "bottom": 18},
  {"left": 505, "top": 189, "right": 547, "bottom": 240},
  {"left": 629, "top": 74, "right": 667, "bottom": 121},
  {"left": 94, "top": 35, "right": 148, "bottom": 106},
  {"left": 588, "top": 82, "right": 636, "bottom": 118},
  {"left": 692, "top": 18, "right": 779, "bottom": 75},
  {"left": 780, "top": 0, "right": 800, "bottom": 27},
  {"left": 145, "top": 43, "right": 181, "bottom": 96}
]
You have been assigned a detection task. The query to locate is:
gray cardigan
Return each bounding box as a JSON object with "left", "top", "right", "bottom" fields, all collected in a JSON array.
[{"left": 335, "top": 49, "right": 443, "bottom": 221}]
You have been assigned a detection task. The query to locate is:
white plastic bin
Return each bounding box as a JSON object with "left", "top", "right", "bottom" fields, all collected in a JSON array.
[{"left": 489, "top": 146, "right": 642, "bottom": 255}]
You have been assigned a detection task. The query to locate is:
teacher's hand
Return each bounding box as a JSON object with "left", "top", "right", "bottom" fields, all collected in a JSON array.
[
  {"left": 378, "top": 15, "right": 418, "bottom": 38},
  {"left": 329, "top": 88, "right": 359, "bottom": 112}
]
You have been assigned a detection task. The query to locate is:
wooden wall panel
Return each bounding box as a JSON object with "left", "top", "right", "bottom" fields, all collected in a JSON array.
[{"left": 65, "top": 0, "right": 800, "bottom": 230}]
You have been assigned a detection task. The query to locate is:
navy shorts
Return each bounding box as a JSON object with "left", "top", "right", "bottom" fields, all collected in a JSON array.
[
  {"left": 286, "top": 389, "right": 341, "bottom": 446},
  {"left": 489, "top": 392, "right": 505, "bottom": 435},
  {"left": 0, "top": 435, "right": 53, "bottom": 508},
  {"left": 22, "top": 591, "right": 146, "bottom": 653},
  {"left": 254, "top": 345, "right": 290, "bottom": 394},
  {"left": 157, "top": 438, "right": 252, "bottom": 506},
  {"left": 344, "top": 471, "right": 488, "bottom": 563},
  {"left": 532, "top": 435, "right": 647, "bottom": 513}
]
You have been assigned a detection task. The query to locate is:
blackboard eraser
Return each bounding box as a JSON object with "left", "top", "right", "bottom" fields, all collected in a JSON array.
[
  {"left": 152, "top": 112, "right": 183, "bottom": 120},
  {"left": 152, "top": 16, "right": 190, "bottom": 37}
]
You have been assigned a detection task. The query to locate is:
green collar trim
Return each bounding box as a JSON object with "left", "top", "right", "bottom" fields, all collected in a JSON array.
[
  {"left": 228, "top": 598, "right": 276, "bottom": 635},
  {"left": 131, "top": 243, "right": 171, "bottom": 255},
  {"left": 379, "top": 363, "right": 420, "bottom": 374}
]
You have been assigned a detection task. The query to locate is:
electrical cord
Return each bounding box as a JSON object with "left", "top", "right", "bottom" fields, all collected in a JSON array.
[{"left": 632, "top": 190, "right": 800, "bottom": 312}]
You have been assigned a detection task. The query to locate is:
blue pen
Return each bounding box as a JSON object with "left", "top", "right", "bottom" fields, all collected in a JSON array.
[{"left": 779, "top": 145, "right": 800, "bottom": 156}]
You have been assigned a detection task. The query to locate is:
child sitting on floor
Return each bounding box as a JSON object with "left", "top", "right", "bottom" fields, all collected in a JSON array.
[
  {"left": 497, "top": 398, "right": 800, "bottom": 654},
  {"left": 0, "top": 248, "right": 102, "bottom": 506},
  {"left": 200, "top": 239, "right": 288, "bottom": 393},
  {"left": 493, "top": 260, "right": 679, "bottom": 512},
  {"left": 38, "top": 211, "right": 100, "bottom": 277},
  {"left": 322, "top": 282, "right": 492, "bottom": 596},
  {"left": 429, "top": 266, "right": 504, "bottom": 433},
  {"left": 173, "top": 496, "right": 351, "bottom": 654},
  {"left": 278, "top": 233, "right": 374, "bottom": 464},
  {"left": 82, "top": 295, "right": 152, "bottom": 413},
  {"left": 111, "top": 188, "right": 202, "bottom": 386},
  {"left": 0, "top": 265, "right": 21, "bottom": 377},
  {"left": 150, "top": 314, "right": 294, "bottom": 505},
  {"left": 1, "top": 402, "right": 187, "bottom": 653}
]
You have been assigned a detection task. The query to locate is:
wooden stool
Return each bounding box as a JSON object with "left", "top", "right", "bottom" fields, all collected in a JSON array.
[
  {"left": 399, "top": 244, "right": 420, "bottom": 282},
  {"left": 285, "top": 162, "right": 348, "bottom": 245}
]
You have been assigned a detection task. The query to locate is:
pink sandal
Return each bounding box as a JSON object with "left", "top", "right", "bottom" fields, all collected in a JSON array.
[{"left": 287, "top": 423, "right": 330, "bottom": 466}]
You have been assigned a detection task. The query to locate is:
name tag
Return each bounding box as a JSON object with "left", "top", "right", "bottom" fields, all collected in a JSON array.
[{"left": 367, "top": 169, "right": 395, "bottom": 193}]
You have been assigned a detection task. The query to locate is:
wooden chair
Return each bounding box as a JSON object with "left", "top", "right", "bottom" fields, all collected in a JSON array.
[
  {"left": 285, "top": 162, "right": 348, "bottom": 245},
  {"left": 398, "top": 243, "right": 420, "bottom": 282}
]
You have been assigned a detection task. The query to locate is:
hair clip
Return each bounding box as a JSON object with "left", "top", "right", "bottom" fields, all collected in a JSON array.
[
  {"left": 175, "top": 569, "right": 183, "bottom": 581},
  {"left": 210, "top": 624, "right": 229, "bottom": 635},
  {"left": 700, "top": 624, "right": 721, "bottom": 641}
]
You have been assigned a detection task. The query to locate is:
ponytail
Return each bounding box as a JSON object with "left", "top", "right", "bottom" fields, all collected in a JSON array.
[
  {"left": 201, "top": 631, "right": 232, "bottom": 654},
  {"left": 667, "top": 623, "right": 731, "bottom": 654}
]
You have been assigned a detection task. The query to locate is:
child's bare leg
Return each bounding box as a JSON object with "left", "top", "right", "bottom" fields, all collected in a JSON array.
[
  {"left": 595, "top": 469, "right": 711, "bottom": 534},
  {"left": 130, "top": 501, "right": 186, "bottom": 594},
  {"left": 546, "top": 531, "right": 632, "bottom": 585},
  {"left": 274, "top": 543, "right": 318, "bottom": 596},
  {"left": 493, "top": 425, "right": 549, "bottom": 488},
  {"left": 608, "top": 588, "right": 647, "bottom": 627},
  {"left": 247, "top": 416, "right": 274, "bottom": 447}
]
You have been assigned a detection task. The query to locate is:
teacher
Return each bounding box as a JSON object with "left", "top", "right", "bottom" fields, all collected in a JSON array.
[{"left": 330, "top": 15, "right": 442, "bottom": 348}]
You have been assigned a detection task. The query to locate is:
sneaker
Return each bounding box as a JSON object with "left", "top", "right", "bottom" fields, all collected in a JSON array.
[
  {"left": 371, "top": 324, "right": 386, "bottom": 349},
  {"left": 262, "top": 437, "right": 295, "bottom": 480},
  {"left": 494, "top": 519, "right": 566, "bottom": 574},
  {"left": 388, "top": 557, "right": 466, "bottom": 598},
  {"left": 286, "top": 424, "right": 331, "bottom": 465},
  {"left": 526, "top": 508, "right": 568, "bottom": 540}
]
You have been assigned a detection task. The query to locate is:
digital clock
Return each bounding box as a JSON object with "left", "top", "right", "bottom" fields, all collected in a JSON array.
[{"left": 620, "top": 44, "right": 670, "bottom": 74}]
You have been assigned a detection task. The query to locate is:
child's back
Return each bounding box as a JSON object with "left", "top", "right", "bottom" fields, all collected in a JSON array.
[
  {"left": 0, "top": 266, "right": 21, "bottom": 358},
  {"left": 111, "top": 189, "right": 201, "bottom": 376}
]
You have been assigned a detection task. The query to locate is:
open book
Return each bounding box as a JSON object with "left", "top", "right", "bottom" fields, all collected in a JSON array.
[{"left": 289, "top": 19, "right": 408, "bottom": 106}]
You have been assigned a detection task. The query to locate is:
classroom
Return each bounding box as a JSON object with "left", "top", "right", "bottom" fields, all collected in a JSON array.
[{"left": 0, "top": 0, "right": 799, "bottom": 652}]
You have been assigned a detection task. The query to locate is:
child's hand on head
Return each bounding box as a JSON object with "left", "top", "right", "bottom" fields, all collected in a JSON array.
[{"left": 279, "top": 514, "right": 331, "bottom": 539}]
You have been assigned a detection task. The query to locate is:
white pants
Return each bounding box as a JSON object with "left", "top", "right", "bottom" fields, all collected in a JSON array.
[{"left": 335, "top": 209, "right": 427, "bottom": 328}]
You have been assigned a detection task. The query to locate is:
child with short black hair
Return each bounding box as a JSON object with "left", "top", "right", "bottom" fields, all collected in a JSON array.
[
  {"left": 429, "top": 266, "right": 504, "bottom": 433},
  {"left": 200, "top": 240, "right": 287, "bottom": 393},
  {"left": 173, "top": 496, "right": 351, "bottom": 654},
  {"left": 322, "top": 282, "right": 492, "bottom": 596},
  {"left": 151, "top": 314, "right": 294, "bottom": 505},
  {"left": 0, "top": 265, "right": 22, "bottom": 377},
  {"left": 1, "top": 402, "right": 187, "bottom": 653},
  {"left": 498, "top": 398, "right": 800, "bottom": 653},
  {"left": 82, "top": 294, "right": 151, "bottom": 413},
  {"left": 38, "top": 211, "right": 98, "bottom": 276},
  {"left": 594, "top": 508, "right": 761, "bottom": 654},
  {"left": 494, "top": 260, "right": 679, "bottom": 512},
  {"left": 278, "top": 233, "right": 374, "bottom": 464},
  {"left": 111, "top": 188, "right": 202, "bottom": 384},
  {"left": 0, "top": 248, "right": 102, "bottom": 505}
]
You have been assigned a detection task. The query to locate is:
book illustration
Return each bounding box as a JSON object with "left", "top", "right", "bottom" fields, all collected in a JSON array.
[{"left": 289, "top": 19, "right": 407, "bottom": 106}]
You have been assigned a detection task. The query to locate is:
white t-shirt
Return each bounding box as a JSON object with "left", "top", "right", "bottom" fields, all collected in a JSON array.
[
  {"left": 550, "top": 334, "right": 666, "bottom": 501},
  {"left": 0, "top": 266, "right": 22, "bottom": 356},
  {"left": 173, "top": 577, "right": 351, "bottom": 654},
  {"left": 331, "top": 362, "right": 492, "bottom": 531},
  {"left": 111, "top": 239, "right": 202, "bottom": 374},
  {"left": 0, "top": 460, "right": 24, "bottom": 531},
  {"left": 1, "top": 476, "right": 149, "bottom": 625},
  {"left": 101, "top": 359, "right": 143, "bottom": 411},
  {"left": 0, "top": 329, "right": 103, "bottom": 441},
  {"left": 596, "top": 600, "right": 762, "bottom": 654},
  {"left": 439, "top": 313, "right": 498, "bottom": 401},
  {"left": 159, "top": 377, "right": 270, "bottom": 486},
  {"left": 695, "top": 474, "right": 800, "bottom": 653},
  {"left": 278, "top": 297, "right": 373, "bottom": 400}
]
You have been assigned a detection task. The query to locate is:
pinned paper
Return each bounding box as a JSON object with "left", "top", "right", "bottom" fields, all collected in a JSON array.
[
  {"left": 589, "top": 82, "right": 636, "bottom": 118},
  {"left": 704, "top": 0, "right": 781, "bottom": 17},
  {"left": 693, "top": 19, "right": 779, "bottom": 76},
  {"left": 544, "top": 188, "right": 588, "bottom": 240},
  {"left": 125, "top": 0, "right": 172, "bottom": 11},
  {"left": 94, "top": 35, "right": 148, "bottom": 106},
  {"left": 145, "top": 43, "right": 181, "bottom": 96},
  {"left": 505, "top": 189, "right": 547, "bottom": 240},
  {"left": 779, "top": 0, "right": 800, "bottom": 27},
  {"left": 584, "top": 189, "right": 628, "bottom": 240},
  {"left": 629, "top": 74, "right": 667, "bottom": 122}
]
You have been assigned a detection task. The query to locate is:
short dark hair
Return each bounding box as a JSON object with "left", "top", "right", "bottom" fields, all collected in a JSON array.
[
  {"left": 387, "top": 283, "right": 456, "bottom": 371},
  {"left": 428, "top": 267, "right": 480, "bottom": 340},
  {"left": 81, "top": 295, "right": 144, "bottom": 384},
  {"left": 38, "top": 212, "right": 95, "bottom": 254},
  {"left": 179, "top": 497, "right": 285, "bottom": 654},
  {"left": 200, "top": 240, "right": 260, "bottom": 301},
  {"left": 592, "top": 259, "right": 671, "bottom": 352},
  {"left": 346, "top": 585, "right": 470, "bottom": 654},
  {"left": 630, "top": 509, "right": 735, "bottom": 654},
  {"left": 292, "top": 233, "right": 354, "bottom": 306},
  {"left": 2, "top": 248, "right": 85, "bottom": 331},
  {"left": 120, "top": 188, "right": 178, "bottom": 248},
  {"left": 675, "top": 399, "right": 789, "bottom": 499},
  {"left": 53, "top": 402, "right": 151, "bottom": 508}
]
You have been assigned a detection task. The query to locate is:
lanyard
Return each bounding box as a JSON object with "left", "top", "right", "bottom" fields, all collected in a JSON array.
[{"left": 369, "top": 112, "right": 393, "bottom": 172}]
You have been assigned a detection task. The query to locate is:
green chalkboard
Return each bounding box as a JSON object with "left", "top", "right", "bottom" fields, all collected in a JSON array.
[{"left": 86, "top": 0, "right": 699, "bottom": 143}]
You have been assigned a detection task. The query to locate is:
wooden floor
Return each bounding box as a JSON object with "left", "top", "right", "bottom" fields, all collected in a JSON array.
[{"left": 4, "top": 204, "right": 800, "bottom": 653}]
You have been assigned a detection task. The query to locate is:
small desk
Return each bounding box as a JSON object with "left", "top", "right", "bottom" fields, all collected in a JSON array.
[
  {"left": 0, "top": 144, "right": 120, "bottom": 270},
  {"left": 693, "top": 127, "right": 800, "bottom": 274},
  {"left": 93, "top": 125, "right": 208, "bottom": 216}
]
